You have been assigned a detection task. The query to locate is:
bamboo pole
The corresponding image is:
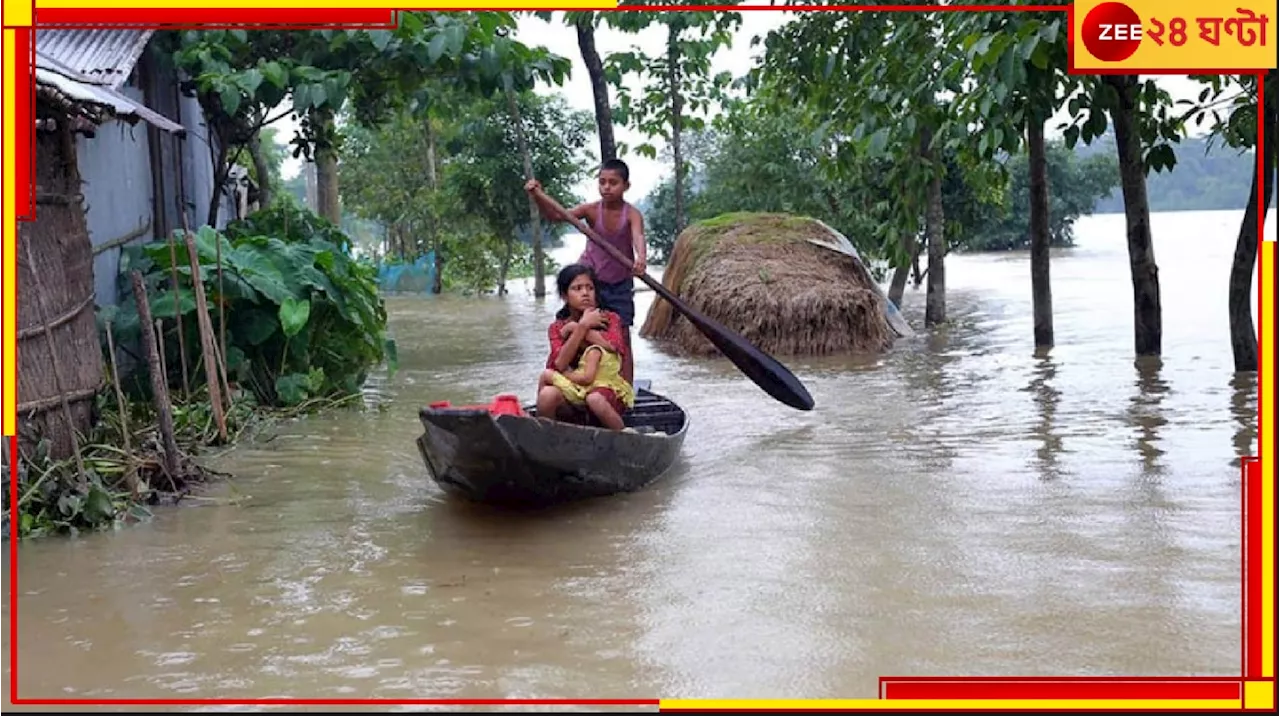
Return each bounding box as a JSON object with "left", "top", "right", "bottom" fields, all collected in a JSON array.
[
  {"left": 167, "top": 231, "right": 190, "bottom": 398},
  {"left": 130, "top": 271, "right": 181, "bottom": 488},
  {"left": 154, "top": 318, "right": 169, "bottom": 395},
  {"left": 170, "top": 125, "right": 192, "bottom": 399},
  {"left": 179, "top": 216, "right": 228, "bottom": 443},
  {"left": 104, "top": 322, "right": 140, "bottom": 498},
  {"left": 216, "top": 227, "right": 228, "bottom": 392},
  {"left": 21, "top": 239, "right": 86, "bottom": 480}
]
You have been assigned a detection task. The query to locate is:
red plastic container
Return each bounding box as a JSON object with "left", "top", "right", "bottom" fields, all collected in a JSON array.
[{"left": 428, "top": 394, "right": 526, "bottom": 417}]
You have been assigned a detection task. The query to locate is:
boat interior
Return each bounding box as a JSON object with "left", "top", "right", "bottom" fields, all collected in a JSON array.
[{"left": 524, "top": 380, "right": 687, "bottom": 436}]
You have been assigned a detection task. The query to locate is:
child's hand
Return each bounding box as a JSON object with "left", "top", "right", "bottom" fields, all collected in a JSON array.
[
  {"left": 560, "top": 321, "right": 578, "bottom": 338},
  {"left": 524, "top": 179, "right": 542, "bottom": 194},
  {"left": 580, "top": 308, "right": 606, "bottom": 330},
  {"left": 632, "top": 256, "right": 646, "bottom": 276}
]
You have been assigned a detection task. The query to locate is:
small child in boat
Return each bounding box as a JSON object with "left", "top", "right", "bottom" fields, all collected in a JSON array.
[
  {"left": 538, "top": 264, "right": 635, "bottom": 431},
  {"left": 525, "top": 158, "right": 647, "bottom": 385}
]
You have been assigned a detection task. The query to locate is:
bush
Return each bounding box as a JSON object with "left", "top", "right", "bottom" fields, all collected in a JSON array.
[{"left": 110, "top": 209, "right": 393, "bottom": 408}]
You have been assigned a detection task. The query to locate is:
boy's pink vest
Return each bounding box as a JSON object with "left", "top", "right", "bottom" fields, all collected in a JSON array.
[{"left": 580, "top": 202, "right": 633, "bottom": 285}]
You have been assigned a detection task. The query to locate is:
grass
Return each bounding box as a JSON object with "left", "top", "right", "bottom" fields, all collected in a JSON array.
[{"left": 680, "top": 212, "right": 840, "bottom": 289}]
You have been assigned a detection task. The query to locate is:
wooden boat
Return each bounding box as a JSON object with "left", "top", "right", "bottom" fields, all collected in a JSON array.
[{"left": 416, "top": 380, "right": 689, "bottom": 505}]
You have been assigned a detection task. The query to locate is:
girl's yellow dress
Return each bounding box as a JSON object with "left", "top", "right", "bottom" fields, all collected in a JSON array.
[{"left": 550, "top": 345, "right": 635, "bottom": 409}]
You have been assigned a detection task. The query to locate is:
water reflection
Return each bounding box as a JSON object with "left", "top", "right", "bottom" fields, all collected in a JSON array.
[
  {"left": 1025, "top": 356, "right": 1063, "bottom": 480},
  {"left": 1229, "top": 371, "right": 1258, "bottom": 464},
  {"left": 1129, "top": 357, "right": 1171, "bottom": 475}
]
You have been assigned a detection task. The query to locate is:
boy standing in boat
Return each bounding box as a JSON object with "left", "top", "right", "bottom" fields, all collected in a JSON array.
[{"left": 525, "top": 158, "right": 647, "bottom": 384}]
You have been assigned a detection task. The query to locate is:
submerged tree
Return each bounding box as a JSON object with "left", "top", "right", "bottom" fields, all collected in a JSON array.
[{"left": 1185, "top": 70, "right": 1278, "bottom": 372}]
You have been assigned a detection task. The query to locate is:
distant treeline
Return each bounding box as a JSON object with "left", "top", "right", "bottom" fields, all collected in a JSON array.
[{"left": 1078, "top": 132, "right": 1277, "bottom": 214}]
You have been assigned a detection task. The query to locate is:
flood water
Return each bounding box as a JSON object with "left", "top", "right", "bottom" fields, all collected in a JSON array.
[{"left": 3, "top": 209, "right": 1272, "bottom": 705}]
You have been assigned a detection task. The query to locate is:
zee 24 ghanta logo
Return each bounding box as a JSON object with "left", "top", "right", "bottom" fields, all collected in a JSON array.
[{"left": 1081, "top": 1, "right": 1269, "bottom": 62}]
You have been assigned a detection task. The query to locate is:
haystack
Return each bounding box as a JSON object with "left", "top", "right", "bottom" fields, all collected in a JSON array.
[{"left": 639, "top": 213, "right": 896, "bottom": 357}]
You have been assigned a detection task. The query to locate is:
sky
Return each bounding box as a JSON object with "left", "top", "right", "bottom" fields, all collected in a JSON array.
[{"left": 275, "top": 7, "right": 1214, "bottom": 204}]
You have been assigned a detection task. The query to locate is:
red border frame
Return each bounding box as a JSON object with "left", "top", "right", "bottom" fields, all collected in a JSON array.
[{"left": 4, "top": 3, "right": 1274, "bottom": 709}]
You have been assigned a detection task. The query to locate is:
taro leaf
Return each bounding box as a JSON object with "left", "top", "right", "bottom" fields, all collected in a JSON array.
[
  {"left": 213, "top": 270, "right": 261, "bottom": 303},
  {"left": 194, "top": 225, "right": 232, "bottom": 265},
  {"left": 304, "top": 367, "right": 325, "bottom": 393},
  {"left": 313, "top": 249, "right": 336, "bottom": 271},
  {"left": 226, "top": 245, "right": 293, "bottom": 304},
  {"left": 83, "top": 484, "right": 116, "bottom": 524},
  {"left": 148, "top": 288, "right": 198, "bottom": 319},
  {"left": 224, "top": 345, "right": 248, "bottom": 374},
  {"left": 279, "top": 298, "right": 311, "bottom": 338},
  {"left": 234, "top": 309, "right": 280, "bottom": 347},
  {"left": 274, "top": 373, "right": 311, "bottom": 406},
  {"left": 58, "top": 493, "right": 82, "bottom": 518}
]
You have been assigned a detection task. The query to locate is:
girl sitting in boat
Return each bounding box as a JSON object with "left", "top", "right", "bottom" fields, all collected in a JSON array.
[{"left": 538, "top": 264, "right": 635, "bottom": 431}]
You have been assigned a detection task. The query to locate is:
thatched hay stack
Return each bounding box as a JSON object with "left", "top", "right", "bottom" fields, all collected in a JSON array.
[{"left": 640, "top": 212, "right": 896, "bottom": 357}]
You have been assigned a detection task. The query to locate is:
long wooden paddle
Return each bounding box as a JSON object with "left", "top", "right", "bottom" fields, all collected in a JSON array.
[{"left": 529, "top": 187, "right": 815, "bottom": 412}]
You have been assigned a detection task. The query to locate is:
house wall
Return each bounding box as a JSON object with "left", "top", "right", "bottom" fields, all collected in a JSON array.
[
  {"left": 81, "top": 52, "right": 237, "bottom": 308},
  {"left": 78, "top": 79, "right": 156, "bottom": 308},
  {"left": 180, "top": 90, "right": 236, "bottom": 232}
]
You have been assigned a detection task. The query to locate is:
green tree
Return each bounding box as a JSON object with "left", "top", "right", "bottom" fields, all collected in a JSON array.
[
  {"left": 605, "top": 4, "right": 742, "bottom": 237},
  {"left": 1068, "top": 73, "right": 1186, "bottom": 356},
  {"left": 1184, "top": 70, "right": 1278, "bottom": 371},
  {"left": 527, "top": 11, "right": 619, "bottom": 163},
  {"left": 756, "top": 6, "right": 978, "bottom": 326},
  {"left": 943, "top": 7, "right": 1075, "bottom": 347},
  {"left": 446, "top": 91, "right": 594, "bottom": 294},
  {"left": 339, "top": 103, "right": 458, "bottom": 291},
  {"left": 954, "top": 144, "right": 1119, "bottom": 252},
  {"left": 169, "top": 13, "right": 570, "bottom": 226}
]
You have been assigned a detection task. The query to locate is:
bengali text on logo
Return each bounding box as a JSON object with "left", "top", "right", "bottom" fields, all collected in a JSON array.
[{"left": 1072, "top": 0, "right": 1276, "bottom": 71}]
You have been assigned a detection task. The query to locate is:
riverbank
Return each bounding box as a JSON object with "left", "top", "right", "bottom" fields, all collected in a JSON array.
[{"left": 2, "top": 383, "right": 374, "bottom": 542}]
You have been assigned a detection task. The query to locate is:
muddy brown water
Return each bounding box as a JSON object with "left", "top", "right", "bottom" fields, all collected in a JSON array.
[{"left": 2, "top": 210, "right": 1271, "bottom": 706}]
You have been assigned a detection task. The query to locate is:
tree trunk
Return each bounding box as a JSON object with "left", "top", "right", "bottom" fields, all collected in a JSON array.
[
  {"left": 921, "top": 129, "right": 946, "bottom": 327},
  {"left": 1229, "top": 70, "right": 1277, "bottom": 371},
  {"left": 504, "top": 80, "right": 546, "bottom": 298},
  {"left": 130, "top": 271, "right": 181, "bottom": 481},
  {"left": 1028, "top": 118, "right": 1054, "bottom": 349},
  {"left": 888, "top": 235, "right": 916, "bottom": 307},
  {"left": 426, "top": 118, "right": 444, "bottom": 295},
  {"left": 667, "top": 28, "right": 685, "bottom": 235},
  {"left": 314, "top": 110, "right": 341, "bottom": 224},
  {"left": 910, "top": 244, "right": 923, "bottom": 287},
  {"left": 888, "top": 264, "right": 910, "bottom": 308},
  {"left": 249, "top": 129, "right": 272, "bottom": 210},
  {"left": 1104, "top": 74, "right": 1162, "bottom": 357},
  {"left": 498, "top": 237, "right": 513, "bottom": 296},
  {"left": 206, "top": 137, "right": 228, "bottom": 227},
  {"left": 576, "top": 15, "right": 616, "bottom": 162}
]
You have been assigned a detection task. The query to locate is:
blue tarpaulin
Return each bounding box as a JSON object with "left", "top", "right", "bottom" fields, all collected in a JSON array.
[{"left": 378, "top": 251, "right": 437, "bottom": 293}]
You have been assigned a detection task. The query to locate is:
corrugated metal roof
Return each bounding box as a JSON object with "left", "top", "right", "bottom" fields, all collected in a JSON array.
[
  {"left": 35, "top": 65, "right": 185, "bottom": 135},
  {"left": 34, "top": 29, "right": 154, "bottom": 90},
  {"left": 32, "top": 28, "right": 184, "bottom": 134},
  {"left": 32, "top": 28, "right": 185, "bottom": 134}
]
